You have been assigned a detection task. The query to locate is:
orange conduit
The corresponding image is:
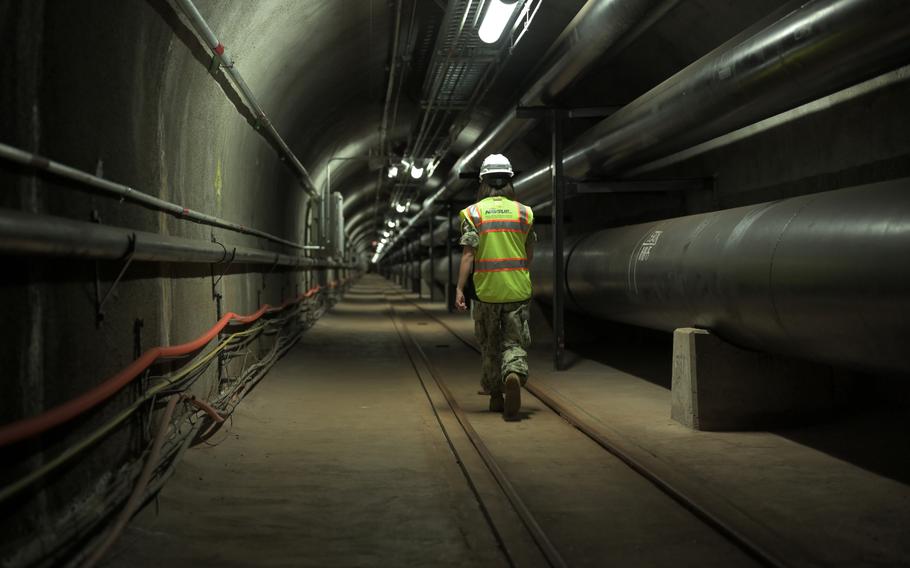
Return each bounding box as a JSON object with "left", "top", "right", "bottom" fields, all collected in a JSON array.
[
  {"left": 0, "top": 285, "right": 327, "bottom": 448},
  {"left": 182, "top": 395, "right": 226, "bottom": 424}
]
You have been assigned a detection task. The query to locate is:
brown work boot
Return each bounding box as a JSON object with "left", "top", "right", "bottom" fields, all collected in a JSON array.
[
  {"left": 503, "top": 373, "right": 521, "bottom": 421},
  {"left": 489, "top": 393, "right": 504, "bottom": 412}
]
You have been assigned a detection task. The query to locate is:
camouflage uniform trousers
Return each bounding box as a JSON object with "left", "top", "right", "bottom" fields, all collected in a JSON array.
[{"left": 472, "top": 299, "right": 531, "bottom": 395}]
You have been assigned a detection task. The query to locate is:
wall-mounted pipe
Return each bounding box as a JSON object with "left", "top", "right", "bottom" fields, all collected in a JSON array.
[
  {"left": 0, "top": 209, "right": 346, "bottom": 268},
  {"left": 512, "top": 0, "right": 910, "bottom": 206},
  {"left": 381, "top": 0, "right": 670, "bottom": 258},
  {"left": 384, "top": 0, "right": 910, "bottom": 260},
  {"left": 328, "top": 192, "right": 345, "bottom": 258},
  {"left": 0, "top": 142, "right": 320, "bottom": 251},
  {"left": 174, "top": 0, "right": 320, "bottom": 200},
  {"left": 532, "top": 179, "right": 910, "bottom": 374}
]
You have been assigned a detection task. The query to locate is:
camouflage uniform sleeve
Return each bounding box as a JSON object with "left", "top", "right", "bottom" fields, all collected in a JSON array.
[{"left": 459, "top": 219, "right": 480, "bottom": 247}]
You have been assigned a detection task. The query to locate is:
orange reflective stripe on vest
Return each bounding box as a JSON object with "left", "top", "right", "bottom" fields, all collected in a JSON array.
[
  {"left": 459, "top": 196, "right": 534, "bottom": 303},
  {"left": 475, "top": 257, "right": 529, "bottom": 272}
]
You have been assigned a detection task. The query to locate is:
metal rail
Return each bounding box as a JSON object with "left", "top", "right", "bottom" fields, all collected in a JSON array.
[
  {"left": 387, "top": 294, "right": 567, "bottom": 568},
  {"left": 406, "top": 299, "right": 819, "bottom": 568}
]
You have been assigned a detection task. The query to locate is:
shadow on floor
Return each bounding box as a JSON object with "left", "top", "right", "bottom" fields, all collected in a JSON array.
[
  {"left": 558, "top": 308, "right": 673, "bottom": 389},
  {"left": 773, "top": 407, "right": 910, "bottom": 486},
  {"left": 534, "top": 299, "right": 910, "bottom": 486}
]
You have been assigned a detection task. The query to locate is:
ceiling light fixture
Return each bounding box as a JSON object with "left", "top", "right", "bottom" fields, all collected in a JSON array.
[
  {"left": 410, "top": 165, "right": 424, "bottom": 179},
  {"left": 426, "top": 158, "right": 439, "bottom": 177},
  {"left": 395, "top": 202, "right": 407, "bottom": 213},
  {"left": 478, "top": 0, "right": 519, "bottom": 44},
  {"left": 387, "top": 165, "right": 398, "bottom": 178}
]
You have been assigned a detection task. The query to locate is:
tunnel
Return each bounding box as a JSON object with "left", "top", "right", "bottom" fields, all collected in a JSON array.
[{"left": 2, "top": 0, "right": 909, "bottom": 566}]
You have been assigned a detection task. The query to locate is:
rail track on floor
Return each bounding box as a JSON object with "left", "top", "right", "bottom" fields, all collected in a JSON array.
[{"left": 384, "top": 286, "right": 811, "bottom": 568}]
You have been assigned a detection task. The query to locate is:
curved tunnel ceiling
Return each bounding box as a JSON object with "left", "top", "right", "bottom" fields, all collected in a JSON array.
[
  {"left": 4, "top": 0, "right": 838, "bottom": 259},
  {"left": 162, "top": 0, "right": 600, "bottom": 254}
]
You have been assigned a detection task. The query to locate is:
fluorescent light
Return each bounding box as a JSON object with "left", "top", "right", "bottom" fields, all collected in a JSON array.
[
  {"left": 410, "top": 166, "right": 424, "bottom": 179},
  {"left": 395, "top": 202, "right": 406, "bottom": 213},
  {"left": 387, "top": 220, "right": 396, "bottom": 228},
  {"left": 387, "top": 165, "right": 398, "bottom": 178},
  {"left": 478, "top": 0, "right": 518, "bottom": 44}
]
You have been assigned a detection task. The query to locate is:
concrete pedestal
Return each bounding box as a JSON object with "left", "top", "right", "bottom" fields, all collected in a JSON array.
[{"left": 671, "top": 328, "right": 850, "bottom": 431}]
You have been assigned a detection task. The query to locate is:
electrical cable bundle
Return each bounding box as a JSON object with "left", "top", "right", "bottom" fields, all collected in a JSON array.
[{"left": 0, "top": 277, "right": 353, "bottom": 567}]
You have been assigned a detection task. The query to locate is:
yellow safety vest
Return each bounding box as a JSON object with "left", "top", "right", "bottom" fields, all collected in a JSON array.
[{"left": 459, "top": 196, "right": 534, "bottom": 303}]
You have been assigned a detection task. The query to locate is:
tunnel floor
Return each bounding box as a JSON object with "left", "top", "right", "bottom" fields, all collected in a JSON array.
[{"left": 104, "top": 275, "right": 910, "bottom": 567}]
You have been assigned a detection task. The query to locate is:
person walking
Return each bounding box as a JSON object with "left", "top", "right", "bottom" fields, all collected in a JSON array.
[{"left": 455, "top": 154, "right": 536, "bottom": 421}]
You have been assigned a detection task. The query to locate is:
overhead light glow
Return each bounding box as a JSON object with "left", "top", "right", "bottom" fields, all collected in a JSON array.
[
  {"left": 478, "top": 0, "right": 519, "bottom": 44},
  {"left": 410, "top": 166, "right": 424, "bottom": 179},
  {"left": 426, "top": 158, "right": 439, "bottom": 177},
  {"left": 395, "top": 202, "right": 407, "bottom": 213},
  {"left": 387, "top": 165, "right": 398, "bottom": 178},
  {"left": 387, "top": 220, "right": 396, "bottom": 228}
]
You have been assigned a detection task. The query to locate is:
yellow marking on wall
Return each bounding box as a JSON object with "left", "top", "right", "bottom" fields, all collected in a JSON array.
[{"left": 215, "top": 158, "right": 223, "bottom": 208}]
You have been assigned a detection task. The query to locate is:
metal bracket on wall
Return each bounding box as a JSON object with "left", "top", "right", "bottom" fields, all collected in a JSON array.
[
  {"left": 94, "top": 233, "right": 137, "bottom": 326},
  {"left": 261, "top": 256, "right": 280, "bottom": 290},
  {"left": 210, "top": 238, "right": 236, "bottom": 301},
  {"left": 207, "top": 54, "right": 221, "bottom": 76},
  {"left": 209, "top": 234, "right": 235, "bottom": 387}
]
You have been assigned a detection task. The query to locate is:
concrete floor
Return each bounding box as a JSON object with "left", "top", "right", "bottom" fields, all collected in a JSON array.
[
  {"left": 419, "top": 299, "right": 910, "bottom": 567},
  {"left": 104, "top": 275, "right": 908, "bottom": 566}
]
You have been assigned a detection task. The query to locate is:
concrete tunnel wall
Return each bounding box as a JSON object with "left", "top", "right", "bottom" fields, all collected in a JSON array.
[{"left": 0, "top": 0, "right": 376, "bottom": 553}]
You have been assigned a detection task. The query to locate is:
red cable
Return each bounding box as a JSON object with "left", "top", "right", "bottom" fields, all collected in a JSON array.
[{"left": 0, "top": 286, "right": 324, "bottom": 447}]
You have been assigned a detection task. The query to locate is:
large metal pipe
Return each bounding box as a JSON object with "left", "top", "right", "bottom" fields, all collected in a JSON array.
[
  {"left": 529, "top": 179, "right": 910, "bottom": 374},
  {"left": 513, "top": 0, "right": 910, "bottom": 206},
  {"left": 381, "top": 0, "right": 669, "bottom": 257},
  {"left": 0, "top": 209, "right": 344, "bottom": 268}
]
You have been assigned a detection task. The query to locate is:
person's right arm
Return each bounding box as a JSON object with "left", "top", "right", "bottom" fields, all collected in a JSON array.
[{"left": 455, "top": 246, "right": 475, "bottom": 311}]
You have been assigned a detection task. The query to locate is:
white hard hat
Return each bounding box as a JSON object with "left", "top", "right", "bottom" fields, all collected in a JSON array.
[{"left": 479, "top": 153, "right": 513, "bottom": 179}]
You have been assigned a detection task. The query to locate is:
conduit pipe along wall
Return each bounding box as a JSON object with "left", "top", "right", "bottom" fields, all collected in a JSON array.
[
  {"left": 381, "top": 0, "right": 670, "bottom": 258},
  {"left": 173, "top": 0, "right": 320, "bottom": 199},
  {"left": 526, "top": 179, "right": 910, "bottom": 375},
  {"left": 0, "top": 143, "right": 318, "bottom": 250},
  {"left": 511, "top": 0, "right": 910, "bottom": 207},
  {"left": 0, "top": 209, "right": 345, "bottom": 268}
]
